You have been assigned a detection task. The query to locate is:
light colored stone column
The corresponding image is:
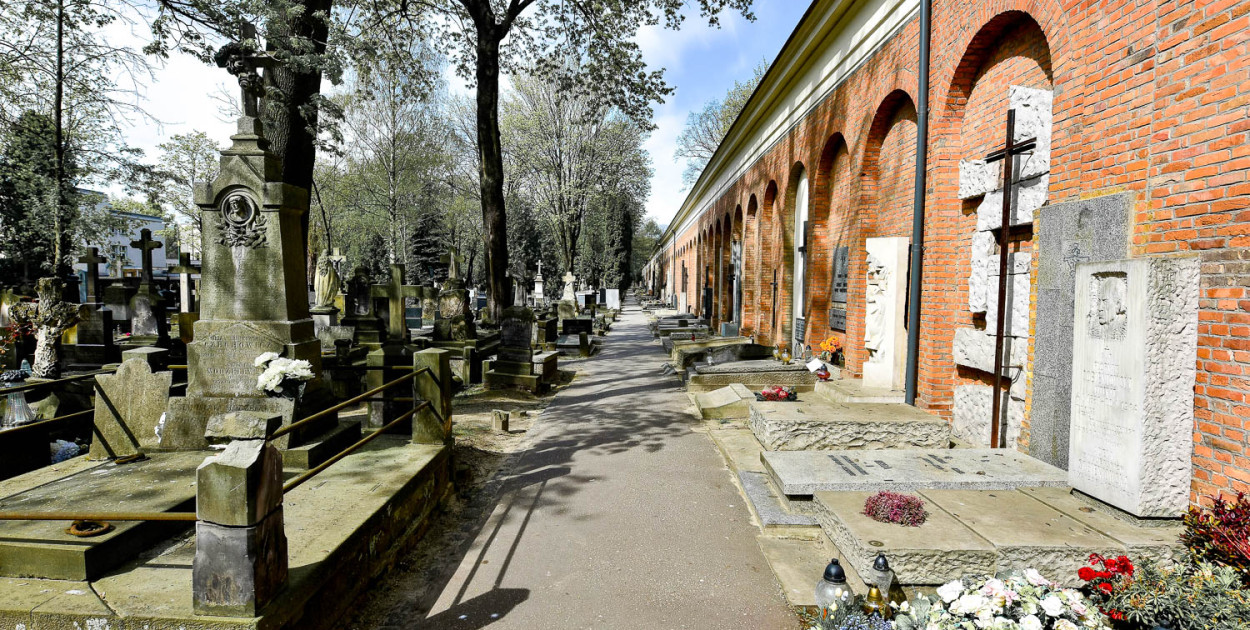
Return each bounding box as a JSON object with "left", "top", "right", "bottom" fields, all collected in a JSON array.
[{"left": 413, "top": 349, "right": 451, "bottom": 444}]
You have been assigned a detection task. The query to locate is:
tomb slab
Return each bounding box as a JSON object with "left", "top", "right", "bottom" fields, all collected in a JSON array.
[{"left": 762, "top": 449, "right": 1067, "bottom": 496}]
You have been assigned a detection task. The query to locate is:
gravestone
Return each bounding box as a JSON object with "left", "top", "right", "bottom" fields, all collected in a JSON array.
[
  {"left": 485, "top": 307, "right": 542, "bottom": 392},
  {"left": 1067, "top": 257, "right": 1199, "bottom": 518},
  {"left": 536, "top": 317, "right": 558, "bottom": 350},
  {"left": 603, "top": 288, "right": 621, "bottom": 310},
  {"left": 861, "top": 237, "right": 908, "bottom": 391},
  {"left": 126, "top": 228, "right": 168, "bottom": 345},
  {"left": 171, "top": 252, "right": 201, "bottom": 345},
  {"left": 164, "top": 103, "right": 322, "bottom": 450},
  {"left": 952, "top": 86, "right": 1053, "bottom": 447},
  {"left": 88, "top": 358, "right": 174, "bottom": 459},
  {"left": 72, "top": 247, "right": 116, "bottom": 364},
  {"left": 558, "top": 271, "right": 578, "bottom": 323},
  {"left": 341, "top": 267, "right": 384, "bottom": 347},
  {"left": 420, "top": 285, "right": 438, "bottom": 327},
  {"left": 372, "top": 264, "right": 420, "bottom": 344},
  {"left": 1029, "top": 193, "right": 1131, "bottom": 467},
  {"left": 533, "top": 262, "right": 545, "bottom": 305},
  {"left": 435, "top": 249, "right": 475, "bottom": 342},
  {"left": 829, "top": 245, "right": 849, "bottom": 331}
]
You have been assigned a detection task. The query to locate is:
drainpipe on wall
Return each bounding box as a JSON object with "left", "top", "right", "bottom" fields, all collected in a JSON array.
[{"left": 904, "top": 0, "right": 932, "bottom": 406}]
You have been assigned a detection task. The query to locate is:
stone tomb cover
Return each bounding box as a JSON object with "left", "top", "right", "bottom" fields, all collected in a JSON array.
[{"left": 90, "top": 358, "right": 174, "bottom": 459}]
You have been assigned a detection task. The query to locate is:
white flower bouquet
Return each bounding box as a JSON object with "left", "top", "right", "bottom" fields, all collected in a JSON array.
[
  {"left": 254, "top": 352, "right": 315, "bottom": 396},
  {"left": 893, "top": 570, "right": 1111, "bottom": 630}
]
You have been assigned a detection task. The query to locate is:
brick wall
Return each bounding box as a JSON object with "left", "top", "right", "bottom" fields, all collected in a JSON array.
[{"left": 658, "top": 0, "right": 1250, "bottom": 504}]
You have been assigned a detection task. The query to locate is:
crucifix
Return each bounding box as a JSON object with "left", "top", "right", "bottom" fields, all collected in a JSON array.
[
  {"left": 984, "top": 109, "right": 1036, "bottom": 449},
  {"left": 130, "top": 228, "right": 163, "bottom": 286},
  {"left": 326, "top": 247, "right": 347, "bottom": 280},
  {"left": 213, "top": 22, "right": 274, "bottom": 119},
  {"left": 170, "top": 252, "right": 201, "bottom": 314},
  {"left": 77, "top": 247, "right": 107, "bottom": 304},
  {"left": 770, "top": 268, "right": 779, "bottom": 333},
  {"left": 372, "top": 264, "right": 422, "bottom": 343},
  {"left": 535, "top": 260, "right": 543, "bottom": 279},
  {"left": 441, "top": 247, "right": 466, "bottom": 289}
]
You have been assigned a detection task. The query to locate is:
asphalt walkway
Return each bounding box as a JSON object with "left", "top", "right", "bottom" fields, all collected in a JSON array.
[{"left": 414, "top": 301, "right": 796, "bottom": 629}]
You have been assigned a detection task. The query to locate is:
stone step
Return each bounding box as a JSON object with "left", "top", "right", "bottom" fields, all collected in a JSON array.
[
  {"left": 693, "top": 384, "right": 755, "bottom": 419},
  {"left": 762, "top": 448, "right": 1068, "bottom": 497},
  {"left": 749, "top": 398, "right": 950, "bottom": 451},
  {"left": 812, "top": 487, "right": 1184, "bottom": 587},
  {"left": 282, "top": 419, "right": 363, "bottom": 470},
  {"left": 756, "top": 534, "right": 871, "bottom": 610},
  {"left": 815, "top": 379, "right": 905, "bottom": 404},
  {"left": 0, "top": 452, "right": 203, "bottom": 580},
  {"left": 738, "top": 471, "right": 818, "bottom": 530}
]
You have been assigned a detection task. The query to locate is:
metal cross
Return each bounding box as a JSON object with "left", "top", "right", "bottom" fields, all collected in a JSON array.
[
  {"left": 371, "top": 264, "right": 422, "bottom": 342},
  {"left": 130, "top": 228, "right": 163, "bottom": 285},
  {"left": 77, "top": 247, "right": 107, "bottom": 303},
  {"left": 770, "top": 268, "right": 779, "bottom": 333},
  {"left": 983, "top": 109, "right": 1036, "bottom": 449}
]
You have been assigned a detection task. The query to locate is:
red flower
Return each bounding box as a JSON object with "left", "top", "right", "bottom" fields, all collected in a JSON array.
[
  {"left": 1098, "top": 583, "right": 1114, "bottom": 595},
  {"left": 1078, "top": 567, "right": 1096, "bottom": 581}
]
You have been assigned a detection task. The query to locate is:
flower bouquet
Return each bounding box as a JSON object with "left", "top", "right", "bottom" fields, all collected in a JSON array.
[
  {"left": 756, "top": 385, "right": 799, "bottom": 402},
  {"left": 893, "top": 570, "right": 1111, "bottom": 630},
  {"left": 255, "top": 352, "right": 315, "bottom": 400}
]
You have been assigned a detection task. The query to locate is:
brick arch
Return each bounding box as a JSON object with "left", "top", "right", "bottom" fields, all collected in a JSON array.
[
  {"left": 759, "top": 180, "right": 780, "bottom": 344},
  {"left": 780, "top": 162, "right": 811, "bottom": 347},
  {"left": 861, "top": 89, "right": 918, "bottom": 239},
  {"left": 810, "top": 133, "right": 857, "bottom": 350},
  {"left": 743, "top": 194, "right": 760, "bottom": 336},
  {"left": 925, "top": 8, "right": 1056, "bottom": 442}
]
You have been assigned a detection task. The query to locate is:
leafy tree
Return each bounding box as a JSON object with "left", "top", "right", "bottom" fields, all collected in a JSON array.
[
  {"left": 155, "top": 131, "right": 219, "bottom": 258},
  {"left": 674, "top": 59, "right": 767, "bottom": 187},
  {"left": 0, "top": 0, "right": 155, "bottom": 274},
  {"left": 631, "top": 218, "right": 664, "bottom": 285}
]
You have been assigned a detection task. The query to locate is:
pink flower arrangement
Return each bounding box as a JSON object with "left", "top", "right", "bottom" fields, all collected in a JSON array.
[{"left": 863, "top": 491, "right": 928, "bottom": 527}]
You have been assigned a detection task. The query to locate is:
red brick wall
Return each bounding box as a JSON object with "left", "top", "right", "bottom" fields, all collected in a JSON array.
[{"left": 657, "top": 0, "right": 1250, "bottom": 504}]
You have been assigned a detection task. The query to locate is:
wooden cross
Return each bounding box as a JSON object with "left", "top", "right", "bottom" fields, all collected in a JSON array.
[
  {"left": 77, "top": 247, "right": 107, "bottom": 303},
  {"left": 130, "top": 228, "right": 163, "bottom": 285},
  {"left": 372, "top": 264, "right": 421, "bottom": 342},
  {"left": 983, "top": 109, "right": 1036, "bottom": 449}
]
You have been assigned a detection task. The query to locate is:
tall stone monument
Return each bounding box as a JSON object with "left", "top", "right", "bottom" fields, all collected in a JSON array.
[
  {"left": 72, "top": 247, "right": 116, "bottom": 364},
  {"left": 1067, "top": 257, "right": 1199, "bottom": 518},
  {"left": 164, "top": 52, "right": 322, "bottom": 450},
  {"left": 435, "top": 248, "right": 474, "bottom": 342},
  {"left": 126, "top": 228, "right": 168, "bottom": 346},
  {"left": 861, "top": 237, "right": 908, "bottom": 391}
]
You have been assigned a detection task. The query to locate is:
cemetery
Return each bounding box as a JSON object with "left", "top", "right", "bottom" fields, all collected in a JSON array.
[{"left": 1, "top": 0, "right": 1249, "bottom": 628}]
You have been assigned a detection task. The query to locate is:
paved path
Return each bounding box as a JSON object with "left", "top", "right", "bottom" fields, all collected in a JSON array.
[{"left": 410, "top": 303, "right": 796, "bottom": 629}]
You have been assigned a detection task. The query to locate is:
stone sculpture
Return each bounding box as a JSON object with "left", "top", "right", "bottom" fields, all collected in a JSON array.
[
  {"left": 312, "top": 250, "right": 341, "bottom": 311},
  {"left": 10, "top": 278, "right": 81, "bottom": 379}
]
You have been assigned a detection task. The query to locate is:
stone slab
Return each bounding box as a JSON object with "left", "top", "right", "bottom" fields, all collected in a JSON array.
[
  {"left": 921, "top": 490, "right": 1124, "bottom": 583},
  {"left": 749, "top": 399, "right": 950, "bottom": 451},
  {"left": 1068, "top": 257, "right": 1199, "bottom": 517},
  {"left": 88, "top": 358, "right": 174, "bottom": 459},
  {"left": 738, "top": 471, "right": 816, "bottom": 528},
  {"left": 693, "top": 384, "right": 755, "bottom": 419},
  {"left": 813, "top": 491, "right": 995, "bottom": 586},
  {"left": 281, "top": 420, "right": 363, "bottom": 470},
  {"left": 1030, "top": 193, "right": 1131, "bottom": 467},
  {"left": 951, "top": 327, "right": 1028, "bottom": 373},
  {"left": 693, "top": 359, "right": 809, "bottom": 375},
  {"left": 815, "top": 379, "right": 904, "bottom": 404},
  {"left": 976, "top": 173, "right": 1049, "bottom": 231},
  {"left": 951, "top": 382, "right": 1025, "bottom": 448},
  {"left": 0, "top": 451, "right": 203, "bottom": 580},
  {"left": 1020, "top": 487, "right": 1184, "bottom": 558},
  {"left": 688, "top": 367, "right": 817, "bottom": 393},
  {"left": 708, "top": 428, "right": 769, "bottom": 474},
  {"left": 762, "top": 449, "right": 1068, "bottom": 496}
]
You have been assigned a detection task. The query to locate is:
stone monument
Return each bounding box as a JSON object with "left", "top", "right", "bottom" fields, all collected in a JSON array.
[
  {"left": 861, "top": 237, "right": 908, "bottom": 391},
  {"left": 164, "top": 53, "right": 322, "bottom": 450},
  {"left": 341, "top": 266, "right": 385, "bottom": 347},
  {"left": 1067, "top": 257, "right": 1199, "bottom": 518},
  {"left": 71, "top": 247, "right": 116, "bottom": 364},
  {"left": 310, "top": 249, "right": 341, "bottom": 336},
  {"left": 125, "top": 228, "right": 168, "bottom": 346},
  {"left": 435, "top": 248, "right": 475, "bottom": 342},
  {"left": 484, "top": 306, "right": 542, "bottom": 393}
]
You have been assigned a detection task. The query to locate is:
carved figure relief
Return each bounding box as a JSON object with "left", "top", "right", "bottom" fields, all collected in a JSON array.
[
  {"left": 864, "top": 253, "right": 889, "bottom": 363},
  {"left": 346, "top": 268, "right": 373, "bottom": 317},
  {"left": 215, "top": 192, "right": 268, "bottom": 249},
  {"left": 1088, "top": 272, "right": 1128, "bottom": 341}
]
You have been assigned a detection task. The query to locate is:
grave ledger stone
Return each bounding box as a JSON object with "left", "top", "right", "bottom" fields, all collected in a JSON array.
[
  {"left": 164, "top": 110, "right": 322, "bottom": 450},
  {"left": 1068, "top": 257, "right": 1199, "bottom": 518}
]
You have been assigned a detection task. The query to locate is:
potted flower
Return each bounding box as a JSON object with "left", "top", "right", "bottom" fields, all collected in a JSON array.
[{"left": 255, "top": 352, "right": 315, "bottom": 401}]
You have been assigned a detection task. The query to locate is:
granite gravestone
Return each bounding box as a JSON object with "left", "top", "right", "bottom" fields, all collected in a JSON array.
[
  {"left": 72, "top": 247, "right": 116, "bottom": 364},
  {"left": 341, "top": 267, "right": 384, "bottom": 347},
  {"left": 485, "top": 307, "right": 541, "bottom": 392},
  {"left": 127, "top": 228, "right": 167, "bottom": 344},
  {"left": 1029, "top": 193, "right": 1131, "bottom": 467},
  {"left": 164, "top": 107, "right": 322, "bottom": 450},
  {"left": 1067, "top": 257, "right": 1199, "bottom": 518},
  {"left": 829, "top": 245, "right": 849, "bottom": 331}
]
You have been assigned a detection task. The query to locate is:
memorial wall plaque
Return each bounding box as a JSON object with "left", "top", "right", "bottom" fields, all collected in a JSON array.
[
  {"left": 831, "top": 246, "right": 850, "bottom": 302},
  {"left": 1068, "top": 257, "right": 1198, "bottom": 518}
]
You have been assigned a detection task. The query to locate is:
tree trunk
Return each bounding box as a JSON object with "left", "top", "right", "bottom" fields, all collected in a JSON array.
[
  {"left": 52, "top": 0, "right": 69, "bottom": 278},
  {"left": 262, "top": 0, "right": 331, "bottom": 245},
  {"left": 475, "top": 32, "right": 511, "bottom": 321}
]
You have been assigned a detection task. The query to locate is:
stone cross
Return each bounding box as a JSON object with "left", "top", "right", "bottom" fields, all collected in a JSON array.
[
  {"left": 441, "top": 247, "right": 465, "bottom": 286},
  {"left": 171, "top": 252, "right": 201, "bottom": 314},
  {"left": 213, "top": 22, "right": 273, "bottom": 119},
  {"left": 371, "top": 264, "right": 422, "bottom": 342},
  {"left": 77, "top": 247, "right": 107, "bottom": 304},
  {"left": 561, "top": 271, "right": 576, "bottom": 301},
  {"left": 130, "top": 228, "right": 163, "bottom": 285},
  {"left": 326, "top": 247, "right": 347, "bottom": 279},
  {"left": 536, "top": 261, "right": 543, "bottom": 279}
]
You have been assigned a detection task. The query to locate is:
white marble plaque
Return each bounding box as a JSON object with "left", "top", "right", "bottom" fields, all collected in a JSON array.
[
  {"left": 1068, "top": 258, "right": 1199, "bottom": 517},
  {"left": 862, "top": 237, "right": 909, "bottom": 391}
]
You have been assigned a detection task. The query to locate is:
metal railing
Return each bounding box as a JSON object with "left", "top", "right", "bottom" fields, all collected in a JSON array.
[
  {"left": 0, "top": 367, "right": 439, "bottom": 524},
  {"left": 0, "top": 409, "right": 92, "bottom": 437},
  {"left": 0, "top": 368, "right": 116, "bottom": 396}
]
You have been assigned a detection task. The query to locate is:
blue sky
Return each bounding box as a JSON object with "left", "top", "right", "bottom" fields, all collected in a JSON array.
[
  {"left": 112, "top": 1, "right": 812, "bottom": 227},
  {"left": 635, "top": 0, "right": 812, "bottom": 227}
]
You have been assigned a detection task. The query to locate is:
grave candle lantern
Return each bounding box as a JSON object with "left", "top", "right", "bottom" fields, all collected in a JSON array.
[{"left": 814, "top": 558, "right": 854, "bottom": 613}]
